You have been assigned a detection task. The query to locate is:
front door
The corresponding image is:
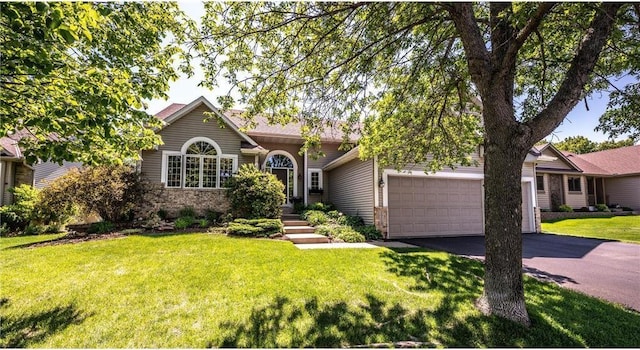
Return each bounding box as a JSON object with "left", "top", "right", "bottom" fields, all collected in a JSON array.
[
  {"left": 265, "top": 153, "right": 296, "bottom": 206},
  {"left": 549, "top": 174, "right": 564, "bottom": 211}
]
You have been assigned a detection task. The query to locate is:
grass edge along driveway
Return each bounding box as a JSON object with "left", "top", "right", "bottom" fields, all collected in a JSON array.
[
  {"left": 1, "top": 233, "right": 639, "bottom": 347},
  {"left": 541, "top": 215, "right": 640, "bottom": 243}
]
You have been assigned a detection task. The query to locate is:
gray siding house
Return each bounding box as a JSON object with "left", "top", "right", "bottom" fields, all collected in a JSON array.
[
  {"left": 534, "top": 143, "right": 640, "bottom": 211},
  {"left": 141, "top": 96, "right": 542, "bottom": 238}
]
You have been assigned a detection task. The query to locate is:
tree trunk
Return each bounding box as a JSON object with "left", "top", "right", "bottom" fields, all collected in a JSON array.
[{"left": 478, "top": 108, "right": 531, "bottom": 326}]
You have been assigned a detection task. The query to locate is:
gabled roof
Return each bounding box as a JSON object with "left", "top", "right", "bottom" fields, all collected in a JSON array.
[
  {"left": 155, "top": 96, "right": 258, "bottom": 146},
  {"left": 535, "top": 142, "right": 582, "bottom": 172},
  {"left": 154, "top": 100, "right": 357, "bottom": 143}
]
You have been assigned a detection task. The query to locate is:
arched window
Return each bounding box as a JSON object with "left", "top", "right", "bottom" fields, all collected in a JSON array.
[{"left": 162, "top": 137, "right": 237, "bottom": 189}]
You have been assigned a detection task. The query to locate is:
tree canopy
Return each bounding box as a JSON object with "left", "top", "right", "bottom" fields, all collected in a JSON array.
[
  {"left": 553, "top": 135, "right": 636, "bottom": 154},
  {"left": 199, "top": 2, "right": 639, "bottom": 326},
  {"left": 1, "top": 2, "right": 195, "bottom": 165}
]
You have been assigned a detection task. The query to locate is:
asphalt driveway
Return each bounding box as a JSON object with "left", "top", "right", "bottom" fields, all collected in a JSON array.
[{"left": 401, "top": 233, "right": 640, "bottom": 312}]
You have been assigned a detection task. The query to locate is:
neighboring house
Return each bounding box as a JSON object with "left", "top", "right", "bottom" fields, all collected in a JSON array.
[
  {"left": 0, "top": 133, "right": 81, "bottom": 205},
  {"left": 534, "top": 143, "right": 640, "bottom": 211},
  {"left": 142, "top": 96, "right": 541, "bottom": 238}
]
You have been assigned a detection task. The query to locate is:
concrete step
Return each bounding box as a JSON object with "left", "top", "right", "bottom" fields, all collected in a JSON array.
[
  {"left": 284, "top": 226, "right": 316, "bottom": 234},
  {"left": 283, "top": 220, "right": 309, "bottom": 226},
  {"left": 281, "top": 214, "right": 300, "bottom": 220},
  {"left": 285, "top": 233, "right": 330, "bottom": 244}
]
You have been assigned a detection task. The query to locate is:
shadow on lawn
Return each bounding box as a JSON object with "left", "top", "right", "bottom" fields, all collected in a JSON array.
[
  {"left": 211, "top": 249, "right": 640, "bottom": 348},
  {"left": 0, "top": 299, "right": 87, "bottom": 347}
]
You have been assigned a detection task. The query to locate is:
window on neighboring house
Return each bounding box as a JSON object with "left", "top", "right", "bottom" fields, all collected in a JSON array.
[
  {"left": 567, "top": 176, "right": 581, "bottom": 192},
  {"left": 161, "top": 137, "right": 237, "bottom": 189},
  {"left": 536, "top": 175, "right": 545, "bottom": 192},
  {"left": 308, "top": 169, "right": 323, "bottom": 192}
]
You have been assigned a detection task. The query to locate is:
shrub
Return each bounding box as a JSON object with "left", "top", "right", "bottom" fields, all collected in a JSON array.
[
  {"left": 174, "top": 216, "right": 195, "bottom": 230},
  {"left": 227, "top": 222, "right": 264, "bottom": 237},
  {"left": 231, "top": 218, "right": 283, "bottom": 236},
  {"left": 303, "top": 210, "right": 329, "bottom": 226},
  {"left": 24, "top": 223, "right": 46, "bottom": 235},
  {"left": 326, "top": 210, "right": 342, "bottom": 220},
  {"left": 293, "top": 201, "right": 306, "bottom": 214},
  {"left": 558, "top": 204, "right": 573, "bottom": 212},
  {"left": 306, "top": 202, "right": 335, "bottom": 212},
  {"left": 87, "top": 221, "right": 115, "bottom": 234},
  {"left": 356, "top": 224, "right": 382, "bottom": 240},
  {"left": 0, "top": 185, "right": 39, "bottom": 232},
  {"left": 225, "top": 164, "right": 285, "bottom": 219},
  {"left": 337, "top": 214, "right": 365, "bottom": 227},
  {"left": 42, "top": 165, "right": 148, "bottom": 223},
  {"left": 315, "top": 224, "right": 339, "bottom": 237},
  {"left": 596, "top": 204, "right": 611, "bottom": 212},
  {"left": 179, "top": 206, "right": 197, "bottom": 218},
  {"left": 334, "top": 226, "right": 365, "bottom": 243},
  {"left": 157, "top": 209, "right": 168, "bottom": 220},
  {"left": 205, "top": 209, "right": 222, "bottom": 223},
  {"left": 198, "top": 219, "right": 210, "bottom": 228}
]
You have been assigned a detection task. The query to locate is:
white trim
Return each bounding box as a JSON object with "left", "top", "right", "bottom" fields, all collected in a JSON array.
[
  {"left": 323, "top": 147, "right": 359, "bottom": 171},
  {"left": 161, "top": 151, "right": 181, "bottom": 185},
  {"left": 522, "top": 179, "right": 536, "bottom": 232},
  {"left": 263, "top": 150, "right": 298, "bottom": 206},
  {"left": 373, "top": 156, "right": 379, "bottom": 207},
  {"left": 307, "top": 168, "right": 323, "bottom": 190},
  {"left": 162, "top": 96, "right": 259, "bottom": 146},
  {"left": 180, "top": 136, "right": 222, "bottom": 155},
  {"left": 303, "top": 150, "right": 308, "bottom": 205}
]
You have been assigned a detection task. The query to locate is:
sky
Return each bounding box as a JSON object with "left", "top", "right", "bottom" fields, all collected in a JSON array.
[{"left": 145, "top": 1, "right": 636, "bottom": 143}]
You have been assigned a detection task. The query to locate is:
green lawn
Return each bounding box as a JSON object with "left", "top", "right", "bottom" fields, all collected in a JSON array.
[
  {"left": 541, "top": 215, "right": 640, "bottom": 243},
  {"left": 1, "top": 233, "right": 639, "bottom": 347}
]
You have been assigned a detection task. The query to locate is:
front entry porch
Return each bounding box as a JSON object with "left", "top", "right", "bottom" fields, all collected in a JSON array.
[{"left": 586, "top": 176, "right": 607, "bottom": 206}]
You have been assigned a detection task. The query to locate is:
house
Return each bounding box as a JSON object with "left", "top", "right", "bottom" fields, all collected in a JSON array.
[
  {"left": 141, "top": 96, "right": 541, "bottom": 238},
  {"left": 534, "top": 143, "right": 640, "bottom": 211},
  {"left": 0, "top": 132, "right": 81, "bottom": 205}
]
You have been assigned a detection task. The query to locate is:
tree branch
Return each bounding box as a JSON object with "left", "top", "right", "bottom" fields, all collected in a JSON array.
[
  {"left": 526, "top": 3, "right": 623, "bottom": 144},
  {"left": 499, "top": 3, "right": 556, "bottom": 76},
  {"left": 446, "top": 2, "right": 492, "bottom": 93}
]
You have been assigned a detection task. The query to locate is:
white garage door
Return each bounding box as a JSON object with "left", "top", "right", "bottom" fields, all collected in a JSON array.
[{"left": 387, "top": 176, "right": 484, "bottom": 238}]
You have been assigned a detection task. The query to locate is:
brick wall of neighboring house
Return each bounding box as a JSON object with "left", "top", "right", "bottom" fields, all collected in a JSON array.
[{"left": 139, "top": 183, "right": 230, "bottom": 219}]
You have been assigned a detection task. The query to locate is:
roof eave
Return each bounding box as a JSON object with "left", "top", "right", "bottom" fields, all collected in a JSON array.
[{"left": 323, "top": 147, "right": 360, "bottom": 171}]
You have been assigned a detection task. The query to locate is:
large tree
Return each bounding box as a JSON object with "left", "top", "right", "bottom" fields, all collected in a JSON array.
[
  {"left": 199, "top": 3, "right": 639, "bottom": 325},
  {"left": 1, "top": 2, "right": 194, "bottom": 165}
]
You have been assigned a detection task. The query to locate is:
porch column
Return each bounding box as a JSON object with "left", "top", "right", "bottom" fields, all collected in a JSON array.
[{"left": 303, "top": 149, "right": 308, "bottom": 206}]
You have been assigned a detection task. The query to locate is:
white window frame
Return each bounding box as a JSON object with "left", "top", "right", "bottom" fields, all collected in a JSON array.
[
  {"left": 160, "top": 138, "right": 238, "bottom": 189},
  {"left": 308, "top": 168, "right": 323, "bottom": 191}
]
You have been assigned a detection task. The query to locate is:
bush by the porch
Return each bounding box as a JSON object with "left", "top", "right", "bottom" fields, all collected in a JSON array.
[{"left": 225, "top": 164, "right": 285, "bottom": 219}]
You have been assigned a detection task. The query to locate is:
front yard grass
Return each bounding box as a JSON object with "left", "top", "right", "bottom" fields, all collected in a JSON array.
[
  {"left": 541, "top": 215, "right": 640, "bottom": 243},
  {"left": 1, "top": 233, "right": 639, "bottom": 347}
]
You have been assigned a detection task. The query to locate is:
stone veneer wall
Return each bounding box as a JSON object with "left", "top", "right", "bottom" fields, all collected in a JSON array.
[{"left": 140, "top": 183, "right": 230, "bottom": 219}]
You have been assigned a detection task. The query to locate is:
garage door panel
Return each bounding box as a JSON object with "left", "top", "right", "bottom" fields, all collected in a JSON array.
[{"left": 388, "top": 176, "right": 484, "bottom": 238}]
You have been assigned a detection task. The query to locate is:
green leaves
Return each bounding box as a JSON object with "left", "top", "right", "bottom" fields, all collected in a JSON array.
[{"left": 1, "top": 2, "right": 195, "bottom": 165}]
